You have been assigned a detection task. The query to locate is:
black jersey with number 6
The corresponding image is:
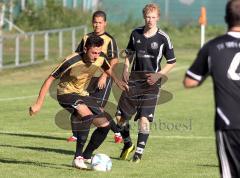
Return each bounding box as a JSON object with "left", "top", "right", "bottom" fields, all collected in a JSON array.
[{"left": 186, "top": 32, "right": 240, "bottom": 130}]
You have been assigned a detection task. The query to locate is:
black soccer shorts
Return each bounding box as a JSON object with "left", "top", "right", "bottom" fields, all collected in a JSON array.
[
  {"left": 57, "top": 93, "right": 106, "bottom": 131},
  {"left": 116, "top": 81, "right": 160, "bottom": 122},
  {"left": 87, "top": 76, "right": 113, "bottom": 108},
  {"left": 216, "top": 130, "right": 240, "bottom": 178},
  {"left": 57, "top": 93, "right": 102, "bottom": 115}
]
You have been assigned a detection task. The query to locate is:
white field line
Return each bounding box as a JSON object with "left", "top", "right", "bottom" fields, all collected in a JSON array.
[
  {"left": 0, "top": 95, "right": 37, "bottom": 101},
  {"left": 0, "top": 65, "right": 188, "bottom": 102},
  {"left": 150, "top": 135, "right": 214, "bottom": 140},
  {"left": 0, "top": 130, "right": 214, "bottom": 140},
  {"left": 0, "top": 93, "right": 51, "bottom": 102}
]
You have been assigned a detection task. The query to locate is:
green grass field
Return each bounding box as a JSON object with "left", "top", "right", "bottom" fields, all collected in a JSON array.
[{"left": 0, "top": 27, "right": 223, "bottom": 178}]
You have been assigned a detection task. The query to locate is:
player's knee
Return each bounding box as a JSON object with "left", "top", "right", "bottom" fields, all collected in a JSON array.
[
  {"left": 116, "top": 116, "right": 126, "bottom": 126},
  {"left": 116, "top": 116, "right": 121, "bottom": 123},
  {"left": 75, "top": 104, "right": 92, "bottom": 116},
  {"left": 71, "top": 114, "right": 93, "bottom": 132},
  {"left": 100, "top": 120, "right": 110, "bottom": 127},
  {"left": 92, "top": 113, "right": 110, "bottom": 128},
  {"left": 139, "top": 117, "right": 150, "bottom": 133}
]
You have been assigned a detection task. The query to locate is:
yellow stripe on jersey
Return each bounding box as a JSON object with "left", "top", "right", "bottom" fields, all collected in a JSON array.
[
  {"left": 78, "top": 32, "right": 118, "bottom": 60},
  {"left": 51, "top": 52, "right": 110, "bottom": 96}
]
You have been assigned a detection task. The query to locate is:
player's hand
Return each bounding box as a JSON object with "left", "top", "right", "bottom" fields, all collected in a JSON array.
[
  {"left": 122, "top": 70, "right": 129, "bottom": 83},
  {"left": 98, "top": 75, "right": 107, "bottom": 89},
  {"left": 115, "top": 79, "right": 129, "bottom": 91},
  {"left": 29, "top": 103, "right": 41, "bottom": 116},
  {"left": 146, "top": 73, "right": 161, "bottom": 85}
]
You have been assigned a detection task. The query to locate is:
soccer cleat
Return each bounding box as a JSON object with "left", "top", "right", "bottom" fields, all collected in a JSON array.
[
  {"left": 114, "top": 135, "right": 123, "bottom": 143},
  {"left": 67, "top": 136, "right": 77, "bottom": 142},
  {"left": 72, "top": 156, "right": 88, "bottom": 169},
  {"left": 119, "top": 144, "right": 135, "bottom": 160},
  {"left": 130, "top": 154, "right": 141, "bottom": 163}
]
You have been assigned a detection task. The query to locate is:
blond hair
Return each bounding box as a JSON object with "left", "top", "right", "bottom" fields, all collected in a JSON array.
[{"left": 142, "top": 3, "right": 160, "bottom": 17}]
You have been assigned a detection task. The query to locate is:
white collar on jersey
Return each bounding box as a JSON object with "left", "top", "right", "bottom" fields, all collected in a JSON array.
[{"left": 227, "top": 31, "right": 240, "bottom": 38}]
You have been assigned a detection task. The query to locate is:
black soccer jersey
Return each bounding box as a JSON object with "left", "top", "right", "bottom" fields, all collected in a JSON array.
[
  {"left": 186, "top": 32, "right": 240, "bottom": 130},
  {"left": 126, "top": 26, "right": 176, "bottom": 73}
]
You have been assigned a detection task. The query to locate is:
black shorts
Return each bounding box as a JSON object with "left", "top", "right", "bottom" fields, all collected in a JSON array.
[
  {"left": 57, "top": 93, "right": 113, "bottom": 132},
  {"left": 116, "top": 81, "right": 160, "bottom": 122},
  {"left": 87, "top": 77, "right": 112, "bottom": 107},
  {"left": 216, "top": 130, "right": 240, "bottom": 178},
  {"left": 57, "top": 93, "right": 102, "bottom": 115}
]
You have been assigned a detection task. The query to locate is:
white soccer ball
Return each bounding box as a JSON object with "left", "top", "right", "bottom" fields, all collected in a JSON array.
[{"left": 91, "top": 153, "right": 112, "bottom": 172}]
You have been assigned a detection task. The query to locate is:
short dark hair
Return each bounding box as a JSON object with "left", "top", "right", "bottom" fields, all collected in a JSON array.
[
  {"left": 92, "top": 10, "right": 107, "bottom": 22},
  {"left": 84, "top": 34, "right": 104, "bottom": 49},
  {"left": 225, "top": 0, "right": 240, "bottom": 28}
]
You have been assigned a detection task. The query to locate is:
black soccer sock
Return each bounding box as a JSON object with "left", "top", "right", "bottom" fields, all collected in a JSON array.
[
  {"left": 71, "top": 113, "right": 80, "bottom": 138},
  {"left": 73, "top": 115, "right": 93, "bottom": 158},
  {"left": 72, "top": 131, "right": 77, "bottom": 138},
  {"left": 103, "top": 112, "right": 120, "bottom": 134},
  {"left": 110, "top": 119, "right": 120, "bottom": 134},
  {"left": 117, "top": 123, "right": 132, "bottom": 147},
  {"left": 83, "top": 125, "right": 110, "bottom": 159},
  {"left": 135, "top": 132, "right": 149, "bottom": 159},
  {"left": 74, "top": 130, "right": 90, "bottom": 158}
]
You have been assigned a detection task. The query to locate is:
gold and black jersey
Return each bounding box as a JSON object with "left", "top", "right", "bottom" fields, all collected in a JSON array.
[
  {"left": 75, "top": 32, "right": 118, "bottom": 61},
  {"left": 51, "top": 52, "right": 110, "bottom": 96}
]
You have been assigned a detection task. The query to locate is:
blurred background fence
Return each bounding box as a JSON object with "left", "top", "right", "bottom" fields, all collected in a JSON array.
[
  {"left": 0, "top": 0, "right": 228, "bottom": 69},
  {"left": 0, "top": 25, "right": 87, "bottom": 68}
]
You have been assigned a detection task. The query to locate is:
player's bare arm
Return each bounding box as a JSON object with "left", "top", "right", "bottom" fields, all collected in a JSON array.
[
  {"left": 183, "top": 76, "right": 200, "bottom": 88},
  {"left": 122, "top": 57, "right": 130, "bottom": 83},
  {"left": 29, "top": 75, "right": 55, "bottom": 116},
  {"left": 104, "top": 68, "right": 128, "bottom": 91},
  {"left": 98, "top": 58, "right": 119, "bottom": 89}
]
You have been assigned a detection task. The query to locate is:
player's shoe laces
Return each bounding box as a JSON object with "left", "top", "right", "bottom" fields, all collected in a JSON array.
[
  {"left": 130, "top": 154, "right": 141, "bottom": 163},
  {"left": 67, "top": 136, "right": 77, "bottom": 142},
  {"left": 119, "top": 144, "right": 135, "bottom": 160},
  {"left": 114, "top": 134, "right": 123, "bottom": 143},
  {"left": 72, "top": 156, "right": 88, "bottom": 169}
]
